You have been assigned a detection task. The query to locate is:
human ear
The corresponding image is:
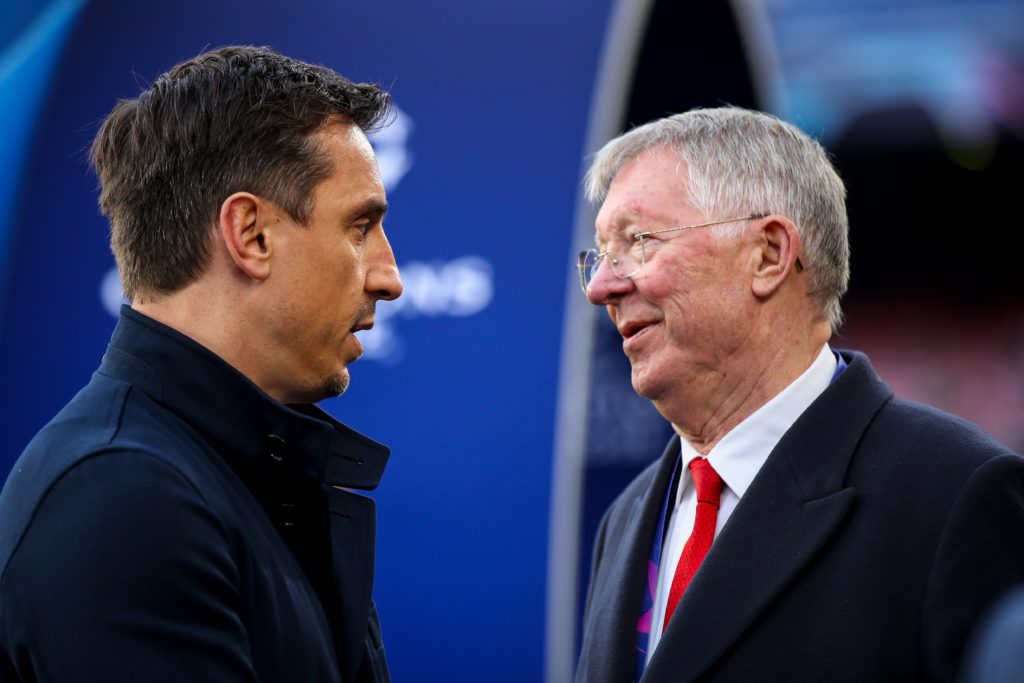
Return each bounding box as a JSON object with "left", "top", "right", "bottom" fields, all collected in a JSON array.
[
  {"left": 751, "top": 215, "right": 802, "bottom": 298},
  {"left": 219, "top": 192, "right": 272, "bottom": 281}
]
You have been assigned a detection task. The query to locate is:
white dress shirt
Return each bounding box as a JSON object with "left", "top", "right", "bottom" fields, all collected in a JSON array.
[{"left": 645, "top": 344, "right": 838, "bottom": 661}]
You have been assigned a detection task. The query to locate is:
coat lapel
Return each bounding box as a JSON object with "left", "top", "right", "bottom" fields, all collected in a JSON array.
[
  {"left": 327, "top": 488, "right": 377, "bottom": 682},
  {"left": 318, "top": 417, "right": 390, "bottom": 681},
  {"left": 644, "top": 351, "right": 892, "bottom": 681},
  {"left": 578, "top": 438, "right": 681, "bottom": 683}
]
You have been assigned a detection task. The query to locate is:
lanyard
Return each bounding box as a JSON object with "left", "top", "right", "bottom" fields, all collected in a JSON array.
[{"left": 634, "top": 456, "right": 680, "bottom": 681}]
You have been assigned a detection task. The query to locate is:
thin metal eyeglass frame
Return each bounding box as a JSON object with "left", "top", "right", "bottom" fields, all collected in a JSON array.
[{"left": 576, "top": 212, "right": 769, "bottom": 293}]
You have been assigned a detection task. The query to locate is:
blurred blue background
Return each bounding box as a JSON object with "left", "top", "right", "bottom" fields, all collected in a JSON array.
[
  {"left": 0, "top": 1, "right": 611, "bottom": 680},
  {"left": 2, "top": 1, "right": 1023, "bottom": 681}
]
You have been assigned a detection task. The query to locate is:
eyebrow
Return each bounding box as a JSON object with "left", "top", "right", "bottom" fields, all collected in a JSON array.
[
  {"left": 352, "top": 197, "right": 389, "bottom": 222},
  {"left": 593, "top": 215, "right": 640, "bottom": 247}
]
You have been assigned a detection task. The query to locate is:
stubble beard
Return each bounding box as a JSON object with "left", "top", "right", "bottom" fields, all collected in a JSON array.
[{"left": 321, "top": 367, "right": 351, "bottom": 399}]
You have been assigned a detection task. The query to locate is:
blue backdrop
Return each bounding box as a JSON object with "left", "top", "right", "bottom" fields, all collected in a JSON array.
[{"left": 0, "top": 1, "right": 613, "bottom": 680}]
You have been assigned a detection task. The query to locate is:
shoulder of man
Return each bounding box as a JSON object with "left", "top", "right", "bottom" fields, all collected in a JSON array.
[
  {"left": 832, "top": 349, "right": 1015, "bottom": 468},
  {"left": 0, "top": 429, "right": 253, "bottom": 681},
  {"left": 872, "top": 393, "right": 1018, "bottom": 470},
  {"left": 0, "top": 371, "right": 218, "bottom": 580}
]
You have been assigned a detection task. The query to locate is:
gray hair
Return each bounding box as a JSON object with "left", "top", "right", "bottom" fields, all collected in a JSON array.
[{"left": 584, "top": 106, "right": 849, "bottom": 330}]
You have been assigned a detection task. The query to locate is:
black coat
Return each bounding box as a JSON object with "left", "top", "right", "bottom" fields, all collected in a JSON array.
[
  {"left": 0, "top": 307, "right": 391, "bottom": 682},
  {"left": 576, "top": 351, "right": 1024, "bottom": 683}
]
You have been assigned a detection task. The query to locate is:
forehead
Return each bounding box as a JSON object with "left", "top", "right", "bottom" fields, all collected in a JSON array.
[
  {"left": 595, "top": 148, "right": 693, "bottom": 235},
  {"left": 318, "top": 121, "right": 380, "bottom": 179},
  {"left": 312, "top": 121, "right": 386, "bottom": 212}
]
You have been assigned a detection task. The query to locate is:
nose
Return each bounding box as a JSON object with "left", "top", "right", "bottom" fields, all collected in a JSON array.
[
  {"left": 585, "top": 256, "right": 633, "bottom": 306},
  {"left": 367, "top": 229, "right": 403, "bottom": 302}
]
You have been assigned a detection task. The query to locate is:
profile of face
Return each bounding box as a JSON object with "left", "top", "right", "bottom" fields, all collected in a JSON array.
[
  {"left": 586, "top": 149, "right": 756, "bottom": 406},
  {"left": 266, "top": 121, "right": 403, "bottom": 404}
]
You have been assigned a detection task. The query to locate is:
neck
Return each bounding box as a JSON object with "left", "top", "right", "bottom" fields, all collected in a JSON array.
[
  {"left": 660, "top": 319, "right": 832, "bottom": 454},
  {"left": 132, "top": 278, "right": 262, "bottom": 392}
]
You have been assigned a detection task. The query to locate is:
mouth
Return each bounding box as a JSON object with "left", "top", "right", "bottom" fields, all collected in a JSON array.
[
  {"left": 347, "top": 320, "right": 372, "bottom": 359},
  {"left": 352, "top": 318, "right": 375, "bottom": 333},
  {"left": 351, "top": 300, "right": 377, "bottom": 335},
  {"left": 619, "top": 320, "right": 655, "bottom": 340}
]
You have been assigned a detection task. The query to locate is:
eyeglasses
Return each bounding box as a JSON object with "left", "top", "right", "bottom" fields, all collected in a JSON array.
[{"left": 576, "top": 212, "right": 769, "bottom": 293}]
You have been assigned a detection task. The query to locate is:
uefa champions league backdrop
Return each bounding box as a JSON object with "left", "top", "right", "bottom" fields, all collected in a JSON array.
[{"left": 0, "top": 0, "right": 615, "bottom": 679}]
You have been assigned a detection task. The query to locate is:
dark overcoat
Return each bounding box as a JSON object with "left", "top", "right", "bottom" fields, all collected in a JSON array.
[
  {"left": 576, "top": 351, "right": 1024, "bottom": 683},
  {"left": 0, "top": 308, "right": 391, "bottom": 682}
]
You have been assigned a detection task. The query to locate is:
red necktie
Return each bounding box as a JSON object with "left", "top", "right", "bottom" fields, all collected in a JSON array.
[{"left": 662, "top": 458, "right": 724, "bottom": 631}]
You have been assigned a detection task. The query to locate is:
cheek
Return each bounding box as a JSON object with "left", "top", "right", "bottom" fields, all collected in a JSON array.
[
  {"left": 641, "top": 276, "right": 673, "bottom": 300},
  {"left": 646, "top": 279, "right": 695, "bottom": 322},
  {"left": 660, "top": 304, "right": 699, "bottom": 348},
  {"left": 656, "top": 289, "right": 722, "bottom": 351},
  {"left": 636, "top": 256, "right": 696, "bottom": 299}
]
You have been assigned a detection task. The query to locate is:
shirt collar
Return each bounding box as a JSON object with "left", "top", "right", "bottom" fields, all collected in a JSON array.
[{"left": 679, "top": 344, "right": 837, "bottom": 498}]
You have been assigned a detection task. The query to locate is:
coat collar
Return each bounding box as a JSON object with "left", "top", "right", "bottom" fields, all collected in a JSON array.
[
  {"left": 641, "top": 350, "right": 893, "bottom": 681},
  {"left": 98, "top": 306, "right": 389, "bottom": 490}
]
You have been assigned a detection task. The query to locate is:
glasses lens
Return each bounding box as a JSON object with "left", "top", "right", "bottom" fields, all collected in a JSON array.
[
  {"left": 578, "top": 250, "right": 600, "bottom": 292},
  {"left": 576, "top": 237, "right": 646, "bottom": 292}
]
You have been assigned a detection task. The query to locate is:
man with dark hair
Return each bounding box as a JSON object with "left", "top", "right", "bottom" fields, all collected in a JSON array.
[
  {"left": 0, "top": 46, "right": 402, "bottom": 681},
  {"left": 573, "top": 106, "right": 1024, "bottom": 682}
]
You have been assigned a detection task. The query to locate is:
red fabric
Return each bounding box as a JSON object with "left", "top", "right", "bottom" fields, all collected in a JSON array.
[{"left": 662, "top": 458, "right": 724, "bottom": 631}]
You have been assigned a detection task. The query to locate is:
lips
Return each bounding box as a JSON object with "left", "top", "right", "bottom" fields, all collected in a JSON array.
[
  {"left": 351, "top": 303, "right": 377, "bottom": 333},
  {"left": 349, "top": 318, "right": 374, "bottom": 358},
  {"left": 618, "top": 320, "right": 655, "bottom": 339}
]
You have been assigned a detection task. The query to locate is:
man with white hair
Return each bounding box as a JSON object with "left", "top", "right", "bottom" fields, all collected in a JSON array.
[{"left": 574, "top": 106, "right": 1024, "bottom": 682}]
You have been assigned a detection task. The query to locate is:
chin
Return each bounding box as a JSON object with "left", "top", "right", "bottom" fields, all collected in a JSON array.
[
  {"left": 294, "top": 368, "right": 351, "bottom": 404},
  {"left": 630, "top": 363, "right": 669, "bottom": 402},
  {"left": 321, "top": 369, "right": 351, "bottom": 400}
]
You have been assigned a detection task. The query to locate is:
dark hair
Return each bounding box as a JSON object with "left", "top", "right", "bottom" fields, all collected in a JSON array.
[{"left": 90, "top": 45, "right": 392, "bottom": 301}]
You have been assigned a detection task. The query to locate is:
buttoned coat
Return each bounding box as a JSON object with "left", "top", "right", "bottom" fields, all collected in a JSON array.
[
  {"left": 576, "top": 351, "right": 1024, "bottom": 683},
  {"left": 0, "top": 308, "right": 391, "bottom": 682}
]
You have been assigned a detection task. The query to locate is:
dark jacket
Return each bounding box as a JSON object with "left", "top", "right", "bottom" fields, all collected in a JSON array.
[
  {"left": 576, "top": 351, "right": 1024, "bottom": 683},
  {"left": 0, "top": 307, "right": 391, "bottom": 682}
]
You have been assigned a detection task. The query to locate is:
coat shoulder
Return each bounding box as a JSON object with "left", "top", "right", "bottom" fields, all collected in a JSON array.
[
  {"left": 870, "top": 395, "right": 1018, "bottom": 474},
  {"left": 0, "top": 373, "right": 216, "bottom": 581}
]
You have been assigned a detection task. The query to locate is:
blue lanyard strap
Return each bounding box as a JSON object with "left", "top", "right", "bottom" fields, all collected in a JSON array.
[
  {"left": 634, "top": 455, "right": 680, "bottom": 681},
  {"left": 832, "top": 351, "right": 848, "bottom": 382}
]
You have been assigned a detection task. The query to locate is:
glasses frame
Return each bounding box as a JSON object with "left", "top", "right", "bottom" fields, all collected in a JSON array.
[{"left": 577, "top": 212, "right": 769, "bottom": 293}]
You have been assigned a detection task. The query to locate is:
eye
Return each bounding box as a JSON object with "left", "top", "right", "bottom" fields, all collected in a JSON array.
[
  {"left": 608, "top": 232, "right": 634, "bottom": 249},
  {"left": 349, "top": 223, "right": 371, "bottom": 248}
]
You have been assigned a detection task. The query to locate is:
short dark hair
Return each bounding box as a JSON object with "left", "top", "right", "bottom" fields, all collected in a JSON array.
[{"left": 90, "top": 45, "right": 392, "bottom": 301}]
